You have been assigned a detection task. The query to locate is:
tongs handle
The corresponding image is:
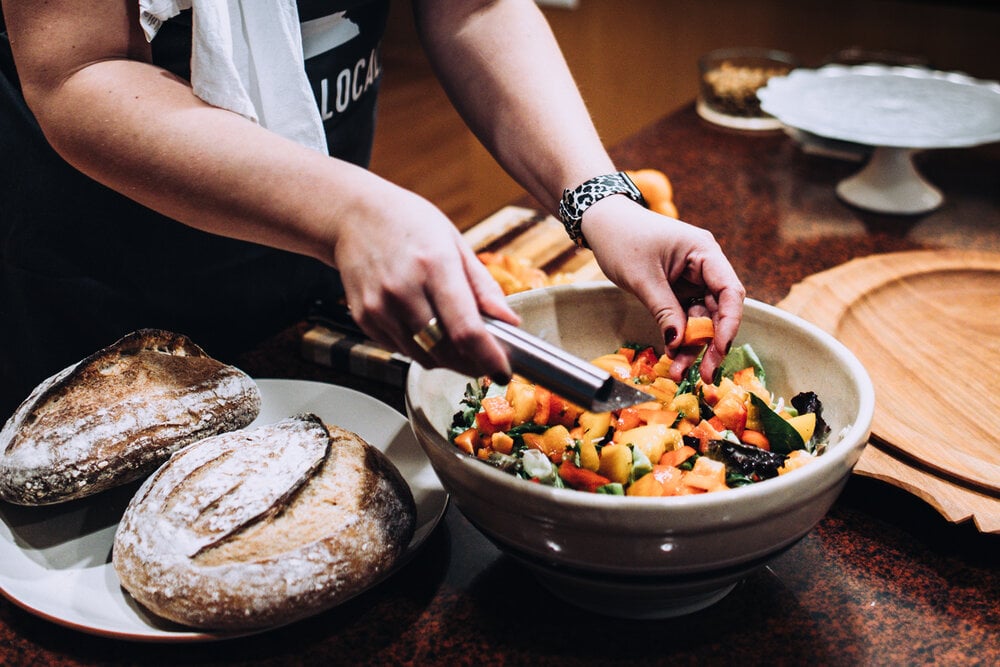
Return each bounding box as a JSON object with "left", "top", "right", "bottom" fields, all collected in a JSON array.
[{"left": 483, "top": 316, "right": 611, "bottom": 402}]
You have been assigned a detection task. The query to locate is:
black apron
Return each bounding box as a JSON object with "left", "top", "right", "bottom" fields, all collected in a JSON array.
[{"left": 0, "top": 1, "right": 390, "bottom": 418}]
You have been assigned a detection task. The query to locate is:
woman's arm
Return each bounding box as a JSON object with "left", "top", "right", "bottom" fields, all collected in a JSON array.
[
  {"left": 414, "top": 0, "right": 745, "bottom": 380},
  {"left": 2, "top": 0, "right": 517, "bottom": 379},
  {"left": 412, "top": 0, "right": 612, "bottom": 211}
]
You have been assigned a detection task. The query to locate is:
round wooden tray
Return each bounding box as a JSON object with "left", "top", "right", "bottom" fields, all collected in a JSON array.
[{"left": 779, "top": 250, "right": 1000, "bottom": 532}]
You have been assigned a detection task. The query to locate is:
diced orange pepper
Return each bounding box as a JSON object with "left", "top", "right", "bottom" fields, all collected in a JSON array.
[
  {"left": 681, "top": 316, "right": 714, "bottom": 347},
  {"left": 658, "top": 445, "right": 697, "bottom": 468},
  {"left": 522, "top": 432, "right": 545, "bottom": 453},
  {"left": 732, "top": 367, "right": 756, "bottom": 387},
  {"left": 627, "top": 473, "right": 664, "bottom": 497},
  {"left": 533, "top": 386, "right": 551, "bottom": 425},
  {"left": 491, "top": 431, "right": 515, "bottom": 455},
  {"left": 740, "top": 429, "right": 770, "bottom": 450},
  {"left": 733, "top": 367, "right": 771, "bottom": 403},
  {"left": 682, "top": 456, "right": 728, "bottom": 492},
  {"left": 615, "top": 406, "right": 643, "bottom": 432},
  {"left": 639, "top": 408, "right": 679, "bottom": 426},
  {"left": 548, "top": 393, "right": 583, "bottom": 428},
  {"left": 617, "top": 347, "right": 637, "bottom": 363},
  {"left": 481, "top": 396, "right": 515, "bottom": 431},
  {"left": 688, "top": 419, "right": 723, "bottom": 453},
  {"left": 700, "top": 382, "right": 721, "bottom": 407},
  {"left": 454, "top": 427, "right": 477, "bottom": 455},
  {"left": 713, "top": 394, "right": 748, "bottom": 437},
  {"left": 649, "top": 463, "right": 686, "bottom": 496},
  {"left": 475, "top": 411, "right": 501, "bottom": 436}
]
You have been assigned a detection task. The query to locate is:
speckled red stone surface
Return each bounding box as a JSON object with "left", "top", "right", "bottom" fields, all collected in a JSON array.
[{"left": 1, "top": 104, "right": 997, "bottom": 665}]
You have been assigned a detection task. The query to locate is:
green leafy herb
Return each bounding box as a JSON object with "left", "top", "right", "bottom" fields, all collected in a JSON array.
[
  {"left": 719, "top": 344, "right": 765, "bottom": 383},
  {"left": 675, "top": 350, "right": 705, "bottom": 395},
  {"left": 749, "top": 393, "right": 805, "bottom": 455},
  {"left": 448, "top": 381, "right": 488, "bottom": 440},
  {"left": 726, "top": 471, "right": 756, "bottom": 487}
]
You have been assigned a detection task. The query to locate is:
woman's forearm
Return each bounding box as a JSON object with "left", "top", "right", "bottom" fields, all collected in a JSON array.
[
  {"left": 33, "top": 58, "right": 395, "bottom": 265},
  {"left": 413, "top": 0, "right": 616, "bottom": 213}
]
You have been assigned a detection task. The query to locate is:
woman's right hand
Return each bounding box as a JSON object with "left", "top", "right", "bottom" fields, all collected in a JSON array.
[{"left": 329, "top": 184, "right": 519, "bottom": 383}]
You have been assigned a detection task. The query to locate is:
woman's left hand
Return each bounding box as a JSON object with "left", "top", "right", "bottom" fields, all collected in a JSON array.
[{"left": 581, "top": 196, "right": 746, "bottom": 383}]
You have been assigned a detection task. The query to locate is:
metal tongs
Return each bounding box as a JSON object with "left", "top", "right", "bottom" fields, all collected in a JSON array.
[
  {"left": 306, "top": 298, "right": 652, "bottom": 410},
  {"left": 483, "top": 317, "right": 652, "bottom": 413}
]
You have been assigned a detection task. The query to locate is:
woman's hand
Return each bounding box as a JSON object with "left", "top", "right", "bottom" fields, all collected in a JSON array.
[
  {"left": 331, "top": 185, "right": 518, "bottom": 383},
  {"left": 581, "top": 196, "right": 745, "bottom": 383}
]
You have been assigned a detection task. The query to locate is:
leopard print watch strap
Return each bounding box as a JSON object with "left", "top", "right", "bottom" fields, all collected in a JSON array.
[{"left": 557, "top": 172, "right": 646, "bottom": 248}]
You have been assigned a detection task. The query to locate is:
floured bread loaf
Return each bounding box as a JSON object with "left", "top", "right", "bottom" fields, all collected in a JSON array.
[
  {"left": 0, "top": 329, "right": 261, "bottom": 505},
  {"left": 112, "top": 413, "right": 417, "bottom": 630}
]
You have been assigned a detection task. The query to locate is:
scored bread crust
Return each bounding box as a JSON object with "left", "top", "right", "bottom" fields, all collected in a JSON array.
[
  {"left": 112, "top": 414, "right": 417, "bottom": 631},
  {"left": 0, "top": 329, "right": 261, "bottom": 505}
]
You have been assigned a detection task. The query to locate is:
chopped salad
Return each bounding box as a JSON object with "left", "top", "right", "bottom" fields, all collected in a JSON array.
[{"left": 448, "top": 330, "right": 831, "bottom": 496}]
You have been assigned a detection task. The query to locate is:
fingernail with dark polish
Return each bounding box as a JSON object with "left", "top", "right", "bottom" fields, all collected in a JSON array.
[
  {"left": 491, "top": 372, "right": 512, "bottom": 386},
  {"left": 725, "top": 341, "right": 732, "bottom": 354},
  {"left": 664, "top": 327, "right": 677, "bottom": 345}
]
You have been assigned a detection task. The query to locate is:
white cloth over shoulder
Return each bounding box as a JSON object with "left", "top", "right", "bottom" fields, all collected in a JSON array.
[{"left": 139, "top": 0, "right": 328, "bottom": 154}]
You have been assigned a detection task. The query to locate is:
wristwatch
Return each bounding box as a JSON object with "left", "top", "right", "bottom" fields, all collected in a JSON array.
[{"left": 557, "top": 171, "right": 647, "bottom": 248}]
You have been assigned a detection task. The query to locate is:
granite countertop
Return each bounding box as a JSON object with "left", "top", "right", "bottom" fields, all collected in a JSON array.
[{"left": 1, "top": 103, "right": 997, "bottom": 665}]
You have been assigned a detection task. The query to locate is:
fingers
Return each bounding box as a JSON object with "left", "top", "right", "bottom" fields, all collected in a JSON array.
[
  {"left": 585, "top": 204, "right": 745, "bottom": 383},
  {"left": 419, "top": 249, "right": 514, "bottom": 383},
  {"left": 340, "top": 226, "right": 514, "bottom": 383}
]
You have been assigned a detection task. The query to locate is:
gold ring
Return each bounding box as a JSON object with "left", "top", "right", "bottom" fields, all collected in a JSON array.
[{"left": 412, "top": 317, "right": 444, "bottom": 353}]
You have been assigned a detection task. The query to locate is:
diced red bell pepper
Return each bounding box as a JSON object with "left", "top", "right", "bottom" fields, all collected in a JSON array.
[
  {"left": 636, "top": 347, "right": 658, "bottom": 366},
  {"left": 558, "top": 460, "right": 612, "bottom": 493}
]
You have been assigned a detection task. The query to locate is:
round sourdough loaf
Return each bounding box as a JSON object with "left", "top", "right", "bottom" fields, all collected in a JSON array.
[
  {"left": 0, "top": 329, "right": 261, "bottom": 505},
  {"left": 112, "top": 413, "right": 417, "bottom": 630}
]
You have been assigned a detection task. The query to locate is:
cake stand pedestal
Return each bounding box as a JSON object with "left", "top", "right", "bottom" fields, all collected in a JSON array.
[{"left": 835, "top": 146, "right": 942, "bottom": 214}]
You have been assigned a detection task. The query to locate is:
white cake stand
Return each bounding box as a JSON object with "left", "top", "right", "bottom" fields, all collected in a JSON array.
[{"left": 758, "top": 64, "right": 1000, "bottom": 214}]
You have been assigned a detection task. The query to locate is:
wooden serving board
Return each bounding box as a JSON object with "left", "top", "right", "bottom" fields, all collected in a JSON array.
[
  {"left": 779, "top": 250, "right": 1000, "bottom": 533},
  {"left": 463, "top": 206, "right": 606, "bottom": 282}
]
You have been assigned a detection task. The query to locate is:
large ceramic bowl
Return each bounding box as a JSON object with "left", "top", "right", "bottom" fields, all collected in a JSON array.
[{"left": 405, "top": 283, "right": 874, "bottom": 618}]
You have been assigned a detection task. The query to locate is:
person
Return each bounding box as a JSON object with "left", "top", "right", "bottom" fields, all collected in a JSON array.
[{"left": 0, "top": 0, "right": 744, "bottom": 420}]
